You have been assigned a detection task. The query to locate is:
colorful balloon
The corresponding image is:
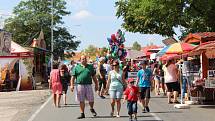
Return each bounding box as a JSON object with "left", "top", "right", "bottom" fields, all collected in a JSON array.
[
  {"left": 111, "top": 34, "right": 117, "bottom": 42},
  {"left": 106, "top": 29, "right": 127, "bottom": 61},
  {"left": 107, "top": 38, "right": 113, "bottom": 45},
  {"left": 118, "top": 49, "right": 123, "bottom": 57},
  {"left": 119, "top": 44, "right": 124, "bottom": 49},
  {"left": 117, "top": 29, "right": 122, "bottom": 36},
  {"left": 116, "top": 32, "right": 120, "bottom": 40}
]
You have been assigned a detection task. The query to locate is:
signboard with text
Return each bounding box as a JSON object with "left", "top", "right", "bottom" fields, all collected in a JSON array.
[
  {"left": 206, "top": 70, "right": 215, "bottom": 88},
  {"left": 128, "top": 72, "right": 138, "bottom": 79}
]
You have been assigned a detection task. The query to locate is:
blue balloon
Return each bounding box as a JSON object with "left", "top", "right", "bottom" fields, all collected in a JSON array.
[
  {"left": 107, "top": 38, "right": 112, "bottom": 45},
  {"left": 114, "top": 46, "right": 118, "bottom": 53}
]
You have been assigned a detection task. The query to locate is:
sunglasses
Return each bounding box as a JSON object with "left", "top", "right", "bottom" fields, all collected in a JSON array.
[{"left": 112, "top": 64, "right": 119, "bottom": 66}]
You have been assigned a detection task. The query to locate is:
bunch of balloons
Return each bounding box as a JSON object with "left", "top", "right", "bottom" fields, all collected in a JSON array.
[{"left": 107, "top": 29, "right": 127, "bottom": 60}]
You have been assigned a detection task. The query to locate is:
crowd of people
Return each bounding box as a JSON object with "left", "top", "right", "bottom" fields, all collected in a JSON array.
[{"left": 49, "top": 54, "right": 183, "bottom": 121}]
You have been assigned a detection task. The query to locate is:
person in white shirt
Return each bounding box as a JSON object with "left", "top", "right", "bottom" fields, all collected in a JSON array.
[
  {"left": 103, "top": 59, "right": 112, "bottom": 79},
  {"left": 163, "top": 60, "right": 180, "bottom": 104}
]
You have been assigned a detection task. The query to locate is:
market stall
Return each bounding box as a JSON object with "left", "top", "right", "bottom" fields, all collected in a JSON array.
[
  {"left": 0, "top": 41, "right": 34, "bottom": 91},
  {"left": 188, "top": 41, "right": 215, "bottom": 103}
]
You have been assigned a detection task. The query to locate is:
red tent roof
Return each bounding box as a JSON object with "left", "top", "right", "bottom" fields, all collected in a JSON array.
[
  {"left": 0, "top": 41, "right": 33, "bottom": 58},
  {"left": 11, "top": 41, "right": 30, "bottom": 54},
  {"left": 183, "top": 32, "right": 215, "bottom": 43},
  {"left": 141, "top": 45, "right": 163, "bottom": 56}
]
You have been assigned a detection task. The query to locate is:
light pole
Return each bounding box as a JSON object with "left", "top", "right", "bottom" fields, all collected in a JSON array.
[{"left": 51, "top": 0, "right": 54, "bottom": 70}]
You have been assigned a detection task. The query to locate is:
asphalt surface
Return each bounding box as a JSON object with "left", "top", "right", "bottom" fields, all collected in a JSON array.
[{"left": 29, "top": 89, "right": 215, "bottom": 121}]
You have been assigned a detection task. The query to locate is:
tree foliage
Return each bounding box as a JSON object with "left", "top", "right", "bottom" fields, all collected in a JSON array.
[
  {"left": 83, "top": 45, "right": 97, "bottom": 57},
  {"left": 116, "top": 0, "right": 215, "bottom": 37},
  {"left": 99, "top": 47, "right": 108, "bottom": 57},
  {"left": 4, "top": 0, "right": 80, "bottom": 59},
  {"left": 132, "top": 41, "right": 141, "bottom": 51},
  {"left": 82, "top": 46, "right": 108, "bottom": 60}
]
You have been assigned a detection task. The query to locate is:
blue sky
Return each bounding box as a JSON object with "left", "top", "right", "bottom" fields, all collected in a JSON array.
[{"left": 0, "top": 0, "right": 180, "bottom": 51}]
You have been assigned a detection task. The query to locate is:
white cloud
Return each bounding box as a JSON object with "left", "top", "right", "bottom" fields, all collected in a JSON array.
[
  {"left": 71, "top": 10, "right": 93, "bottom": 20},
  {"left": 71, "top": 10, "right": 116, "bottom": 21}
]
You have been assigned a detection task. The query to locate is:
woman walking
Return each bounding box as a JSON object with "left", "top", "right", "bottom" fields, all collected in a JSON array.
[
  {"left": 59, "top": 64, "right": 71, "bottom": 105},
  {"left": 163, "top": 60, "right": 180, "bottom": 104},
  {"left": 158, "top": 64, "right": 166, "bottom": 95},
  {"left": 153, "top": 64, "right": 160, "bottom": 95},
  {"left": 106, "top": 60, "right": 126, "bottom": 117},
  {"left": 49, "top": 62, "right": 62, "bottom": 108},
  {"left": 96, "top": 57, "right": 107, "bottom": 99}
]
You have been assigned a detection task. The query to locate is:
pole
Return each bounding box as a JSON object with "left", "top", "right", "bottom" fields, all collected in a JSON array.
[{"left": 51, "top": 0, "right": 54, "bottom": 70}]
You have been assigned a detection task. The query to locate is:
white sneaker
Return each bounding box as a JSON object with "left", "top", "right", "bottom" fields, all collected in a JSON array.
[{"left": 116, "top": 114, "right": 120, "bottom": 118}]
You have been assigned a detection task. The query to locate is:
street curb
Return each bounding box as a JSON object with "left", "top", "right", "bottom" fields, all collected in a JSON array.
[{"left": 27, "top": 93, "right": 52, "bottom": 121}]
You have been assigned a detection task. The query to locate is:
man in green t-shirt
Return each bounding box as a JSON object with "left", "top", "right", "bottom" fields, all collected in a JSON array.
[{"left": 70, "top": 55, "right": 99, "bottom": 119}]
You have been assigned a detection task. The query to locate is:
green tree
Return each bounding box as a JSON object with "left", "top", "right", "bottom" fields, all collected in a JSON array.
[
  {"left": 99, "top": 47, "right": 108, "bottom": 57},
  {"left": 116, "top": 0, "right": 215, "bottom": 37},
  {"left": 84, "top": 45, "right": 97, "bottom": 57},
  {"left": 4, "top": 0, "right": 80, "bottom": 59},
  {"left": 132, "top": 41, "right": 141, "bottom": 51}
]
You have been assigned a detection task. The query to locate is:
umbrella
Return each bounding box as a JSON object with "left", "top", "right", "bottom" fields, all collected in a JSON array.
[
  {"left": 159, "top": 54, "right": 180, "bottom": 61},
  {"left": 156, "top": 42, "right": 196, "bottom": 57}
]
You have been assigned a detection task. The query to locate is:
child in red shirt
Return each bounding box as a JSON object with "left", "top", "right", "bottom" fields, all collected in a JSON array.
[{"left": 123, "top": 78, "right": 139, "bottom": 121}]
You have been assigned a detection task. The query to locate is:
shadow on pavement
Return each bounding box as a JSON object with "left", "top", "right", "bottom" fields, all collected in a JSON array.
[
  {"left": 198, "top": 105, "right": 215, "bottom": 109},
  {"left": 137, "top": 119, "right": 163, "bottom": 121},
  {"left": 138, "top": 115, "right": 154, "bottom": 117},
  {"left": 151, "top": 96, "right": 167, "bottom": 98},
  {"left": 90, "top": 115, "right": 129, "bottom": 119},
  {"left": 151, "top": 111, "right": 182, "bottom": 113},
  {"left": 89, "top": 115, "right": 154, "bottom": 119},
  {"left": 61, "top": 104, "right": 80, "bottom": 108},
  {"left": 96, "top": 97, "right": 111, "bottom": 100},
  {"left": 66, "top": 103, "right": 79, "bottom": 105}
]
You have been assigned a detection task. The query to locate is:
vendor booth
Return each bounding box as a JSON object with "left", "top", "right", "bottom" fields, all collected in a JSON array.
[
  {"left": 30, "top": 30, "right": 49, "bottom": 84},
  {"left": 188, "top": 41, "right": 215, "bottom": 103},
  {"left": 0, "top": 39, "right": 34, "bottom": 91}
]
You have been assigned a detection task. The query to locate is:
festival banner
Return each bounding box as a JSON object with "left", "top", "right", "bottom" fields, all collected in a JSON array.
[{"left": 0, "top": 30, "right": 12, "bottom": 56}]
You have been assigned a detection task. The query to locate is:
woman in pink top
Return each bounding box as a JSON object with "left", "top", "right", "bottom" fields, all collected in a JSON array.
[
  {"left": 49, "top": 62, "right": 62, "bottom": 108},
  {"left": 164, "top": 60, "right": 180, "bottom": 104}
]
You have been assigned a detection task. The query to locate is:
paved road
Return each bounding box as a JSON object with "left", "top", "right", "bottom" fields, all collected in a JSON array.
[{"left": 28, "top": 90, "right": 215, "bottom": 121}]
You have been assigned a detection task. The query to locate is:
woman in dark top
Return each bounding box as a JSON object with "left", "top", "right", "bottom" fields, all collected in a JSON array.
[
  {"left": 159, "top": 64, "right": 166, "bottom": 95},
  {"left": 96, "top": 57, "right": 107, "bottom": 99},
  {"left": 59, "top": 64, "right": 71, "bottom": 105}
]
